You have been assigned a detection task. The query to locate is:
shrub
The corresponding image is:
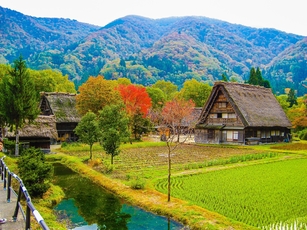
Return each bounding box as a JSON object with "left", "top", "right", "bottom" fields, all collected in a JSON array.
[
  {"left": 3, "top": 138, "right": 15, "bottom": 155},
  {"left": 18, "top": 147, "right": 53, "bottom": 197},
  {"left": 129, "top": 177, "right": 146, "bottom": 190},
  {"left": 298, "top": 129, "right": 307, "bottom": 140}
]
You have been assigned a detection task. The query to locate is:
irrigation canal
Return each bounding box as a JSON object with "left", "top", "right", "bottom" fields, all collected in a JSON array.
[{"left": 53, "top": 163, "right": 185, "bottom": 230}]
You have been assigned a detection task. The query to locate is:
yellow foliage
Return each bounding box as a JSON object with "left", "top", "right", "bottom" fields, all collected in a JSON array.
[{"left": 76, "top": 75, "right": 122, "bottom": 115}]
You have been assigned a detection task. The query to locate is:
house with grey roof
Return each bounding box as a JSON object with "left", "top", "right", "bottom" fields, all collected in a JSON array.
[
  {"left": 39, "top": 92, "right": 81, "bottom": 142},
  {"left": 195, "top": 82, "right": 292, "bottom": 145}
]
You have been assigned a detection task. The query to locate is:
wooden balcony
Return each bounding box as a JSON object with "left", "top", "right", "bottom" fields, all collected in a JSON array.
[{"left": 207, "top": 118, "right": 240, "bottom": 124}]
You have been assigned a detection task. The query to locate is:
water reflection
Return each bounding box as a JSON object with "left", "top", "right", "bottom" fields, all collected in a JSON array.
[{"left": 53, "top": 163, "right": 183, "bottom": 230}]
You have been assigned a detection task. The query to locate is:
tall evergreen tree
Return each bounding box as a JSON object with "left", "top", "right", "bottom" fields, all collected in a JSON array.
[
  {"left": 221, "top": 73, "right": 228, "bottom": 82},
  {"left": 248, "top": 67, "right": 258, "bottom": 85},
  {"left": 248, "top": 67, "right": 271, "bottom": 88},
  {"left": 0, "top": 56, "right": 40, "bottom": 155},
  {"left": 287, "top": 88, "right": 298, "bottom": 108}
]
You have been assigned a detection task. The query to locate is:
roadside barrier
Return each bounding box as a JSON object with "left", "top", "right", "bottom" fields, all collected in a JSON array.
[{"left": 0, "top": 156, "right": 49, "bottom": 230}]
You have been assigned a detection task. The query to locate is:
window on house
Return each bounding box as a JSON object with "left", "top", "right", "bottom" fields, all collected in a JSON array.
[
  {"left": 228, "top": 113, "right": 236, "bottom": 118},
  {"left": 222, "top": 113, "right": 228, "bottom": 118},
  {"left": 276, "top": 130, "right": 280, "bottom": 136},
  {"left": 217, "top": 113, "right": 222, "bottom": 118},
  {"left": 227, "top": 131, "right": 233, "bottom": 141},
  {"left": 261, "top": 131, "right": 266, "bottom": 138},
  {"left": 271, "top": 130, "right": 276, "bottom": 136},
  {"left": 208, "top": 129, "right": 214, "bottom": 139},
  {"left": 218, "top": 102, "right": 227, "bottom": 108},
  {"left": 257, "top": 131, "right": 261, "bottom": 138},
  {"left": 266, "top": 130, "right": 271, "bottom": 138},
  {"left": 233, "top": 131, "right": 239, "bottom": 140}
]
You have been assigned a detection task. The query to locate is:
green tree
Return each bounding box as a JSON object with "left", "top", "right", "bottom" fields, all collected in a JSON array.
[
  {"left": 0, "top": 64, "right": 9, "bottom": 137},
  {"left": 30, "top": 69, "right": 76, "bottom": 93},
  {"left": 152, "top": 80, "right": 178, "bottom": 101},
  {"left": 287, "top": 88, "right": 298, "bottom": 108},
  {"left": 248, "top": 67, "right": 271, "bottom": 88},
  {"left": 0, "top": 56, "right": 40, "bottom": 155},
  {"left": 98, "top": 104, "right": 130, "bottom": 165},
  {"left": 221, "top": 73, "right": 228, "bottom": 82},
  {"left": 74, "top": 111, "right": 100, "bottom": 160},
  {"left": 178, "top": 79, "right": 212, "bottom": 107},
  {"left": 131, "top": 109, "right": 152, "bottom": 140},
  {"left": 17, "top": 148, "right": 53, "bottom": 197},
  {"left": 247, "top": 67, "right": 258, "bottom": 85},
  {"left": 146, "top": 86, "right": 166, "bottom": 110}
]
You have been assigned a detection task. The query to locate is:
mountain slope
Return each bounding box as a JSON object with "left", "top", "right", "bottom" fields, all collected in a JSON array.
[
  {"left": 0, "top": 6, "right": 99, "bottom": 62},
  {"left": 0, "top": 6, "right": 306, "bottom": 95},
  {"left": 264, "top": 38, "right": 307, "bottom": 95}
]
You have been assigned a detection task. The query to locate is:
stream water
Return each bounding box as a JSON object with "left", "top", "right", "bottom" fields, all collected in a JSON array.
[{"left": 53, "top": 163, "right": 184, "bottom": 230}]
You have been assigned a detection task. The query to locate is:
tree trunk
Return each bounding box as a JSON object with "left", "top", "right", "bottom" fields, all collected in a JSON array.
[
  {"left": 15, "top": 128, "right": 19, "bottom": 156},
  {"left": 167, "top": 144, "right": 171, "bottom": 202},
  {"left": 111, "top": 154, "right": 114, "bottom": 165},
  {"left": 90, "top": 144, "right": 93, "bottom": 160}
]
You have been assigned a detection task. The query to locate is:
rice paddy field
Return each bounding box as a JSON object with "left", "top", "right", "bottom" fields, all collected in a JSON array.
[
  {"left": 156, "top": 158, "right": 307, "bottom": 228},
  {"left": 58, "top": 140, "right": 307, "bottom": 229}
]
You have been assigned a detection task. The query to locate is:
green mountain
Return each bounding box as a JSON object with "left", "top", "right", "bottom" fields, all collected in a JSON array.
[{"left": 1, "top": 6, "right": 306, "bottom": 95}]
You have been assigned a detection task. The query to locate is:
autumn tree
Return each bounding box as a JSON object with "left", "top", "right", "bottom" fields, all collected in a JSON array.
[
  {"left": 117, "top": 84, "right": 152, "bottom": 139},
  {"left": 76, "top": 76, "right": 121, "bottom": 116},
  {"left": 0, "top": 56, "right": 40, "bottom": 155},
  {"left": 161, "top": 98, "right": 196, "bottom": 202},
  {"left": 178, "top": 79, "right": 212, "bottom": 107},
  {"left": 74, "top": 111, "right": 100, "bottom": 160},
  {"left": 98, "top": 104, "right": 130, "bottom": 165},
  {"left": 287, "top": 97, "right": 307, "bottom": 132}
]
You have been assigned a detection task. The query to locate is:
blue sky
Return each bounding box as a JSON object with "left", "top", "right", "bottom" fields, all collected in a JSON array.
[{"left": 1, "top": 0, "right": 306, "bottom": 36}]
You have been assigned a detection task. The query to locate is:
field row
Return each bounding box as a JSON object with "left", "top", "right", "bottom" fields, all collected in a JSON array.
[{"left": 155, "top": 158, "right": 307, "bottom": 227}]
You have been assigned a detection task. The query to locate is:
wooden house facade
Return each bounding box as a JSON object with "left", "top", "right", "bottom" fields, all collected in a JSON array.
[
  {"left": 195, "top": 82, "right": 292, "bottom": 145},
  {"left": 39, "top": 92, "right": 81, "bottom": 142}
]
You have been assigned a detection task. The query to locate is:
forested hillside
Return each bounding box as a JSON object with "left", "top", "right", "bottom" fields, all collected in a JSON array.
[{"left": 1, "top": 6, "right": 306, "bottom": 95}]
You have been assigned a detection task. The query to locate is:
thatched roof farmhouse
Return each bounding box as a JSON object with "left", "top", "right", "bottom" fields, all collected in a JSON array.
[
  {"left": 195, "top": 82, "right": 292, "bottom": 144},
  {"left": 40, "top": 92, "right": 81, "bottom": 142},
  {"left": 5, "top": 92, "right": 80, "bottom": 152},
  {"left": 7, "top": 115, "right": 58, "bottom": 152}
]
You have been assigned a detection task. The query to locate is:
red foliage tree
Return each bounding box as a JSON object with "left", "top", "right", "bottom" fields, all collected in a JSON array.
[
  {"left": 162, "top": 98, "right": 196, "bottom": 141},
  {"left": 161, "top": 98, "right": 196, "bottom": 202},
  {"left": 117, "top": 84, "right": 152, "bottom": 117}
]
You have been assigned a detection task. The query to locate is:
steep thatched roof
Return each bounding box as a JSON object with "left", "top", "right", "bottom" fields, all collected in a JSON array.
[
  {"left": 7, "top": 115, "right": 58, "bottom": 139},
  {"left": 199, "top": 82, "right": 292, "bottom": 128},
  {"left": 40, "top": 92, "right": 81, "bottom": 123}
]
